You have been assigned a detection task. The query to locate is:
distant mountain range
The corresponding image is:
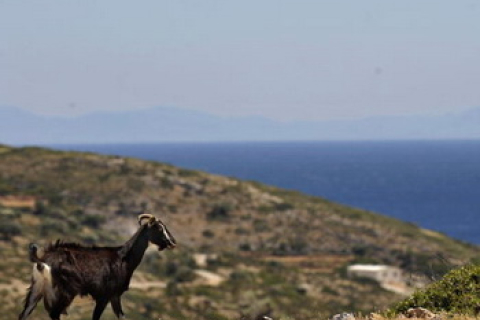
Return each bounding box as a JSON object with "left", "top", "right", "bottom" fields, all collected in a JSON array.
[{"left": 1, "top": 105, "right": 480, "bottom": 144}]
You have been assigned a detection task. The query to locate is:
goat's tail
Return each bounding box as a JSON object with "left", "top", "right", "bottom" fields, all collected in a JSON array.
[
  {"left": 28, "top": 243, "right": 41, "bottom": 263},
  {"left": 18, "top": 261, "right": 55, "bottom": 320},
  {"left": 27, "top": 243, "right": 55, "bottom": 301}
]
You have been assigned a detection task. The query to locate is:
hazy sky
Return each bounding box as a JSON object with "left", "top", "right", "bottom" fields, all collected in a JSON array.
[{"left": 1, "top": 1, "right": 480, "bottom": 121}]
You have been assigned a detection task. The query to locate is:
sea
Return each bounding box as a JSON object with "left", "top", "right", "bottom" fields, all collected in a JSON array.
[{"left": 51, "top": 141, "right": 480, "bottom": 245}]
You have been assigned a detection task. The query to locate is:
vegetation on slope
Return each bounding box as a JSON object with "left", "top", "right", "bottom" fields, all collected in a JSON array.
[
  {"left": 391, "top": 264, "right": 480, "bottom": 315},
  {"left": 0, "top": 145, "right": 479, "bottom": 320}
]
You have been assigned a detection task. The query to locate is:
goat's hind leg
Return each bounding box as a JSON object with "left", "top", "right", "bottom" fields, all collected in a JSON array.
[
  {"left": 92, "top": 299, "right": 109, "bottom": 320},
  {"left": 18, "top": 282, "right": 43, "bottom": 320},
  {"left": 46, "top": 294, "right": 74, "bottom": 320}
]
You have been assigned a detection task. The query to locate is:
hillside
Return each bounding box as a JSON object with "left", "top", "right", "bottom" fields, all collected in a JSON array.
[{"left": 0, "top": 144, "right": 479, "bottom": 320}]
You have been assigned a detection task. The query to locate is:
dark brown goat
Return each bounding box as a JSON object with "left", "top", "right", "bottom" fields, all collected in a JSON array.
[{"left": 18, "top": 213, "right": 176, "bottom": 320}]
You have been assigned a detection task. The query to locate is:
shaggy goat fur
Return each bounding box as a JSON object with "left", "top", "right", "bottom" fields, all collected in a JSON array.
[{"left": 18, "top": 214, "right": 176, "bottom": 320}]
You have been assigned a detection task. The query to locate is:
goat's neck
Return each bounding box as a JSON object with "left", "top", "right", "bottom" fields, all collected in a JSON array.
[{"left": 118, "top": 225, "right": 149, "bottom": 272}]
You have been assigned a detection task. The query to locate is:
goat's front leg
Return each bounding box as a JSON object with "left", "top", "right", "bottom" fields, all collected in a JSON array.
[
  {"left": 92, "top": 299, "right": 109, "bottom": 320},
  {"left": 46, "top": 294, "right": 74, "bottom": 320},
  {"left": 111, "top": 295, "right": 125, "bottom": 319}
]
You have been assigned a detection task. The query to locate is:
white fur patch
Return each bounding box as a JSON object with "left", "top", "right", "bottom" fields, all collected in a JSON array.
[{"left": 32, "top": 263, "right": 55, "bottom": 307}]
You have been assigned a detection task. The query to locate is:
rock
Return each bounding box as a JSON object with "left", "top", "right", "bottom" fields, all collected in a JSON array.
[
  {"left": 368, "top": 312, "right": 385, "bottom": 320},
  {"left": 296, "top": 283, "right": 311, "bottom": 295},
  {"left": 406, "top": 307, "right": 436, "bottom": 318},
  {"left": 331, "top": 312, "right": 355, "bottom": 320}
]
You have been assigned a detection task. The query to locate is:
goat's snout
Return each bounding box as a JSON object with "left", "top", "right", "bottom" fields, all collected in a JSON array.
[
  {"left": 165, "top": 242, "right": 176, "bottom": 250},
  {"left": 158, "top": 239, "right": 176, "bottom": 251}
]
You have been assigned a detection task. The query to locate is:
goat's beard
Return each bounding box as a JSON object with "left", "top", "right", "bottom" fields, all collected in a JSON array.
[{"left": 159, "top": 243, "right": 175, "bottom": 251}]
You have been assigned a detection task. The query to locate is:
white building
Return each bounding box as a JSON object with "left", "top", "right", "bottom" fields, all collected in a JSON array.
[{"left": 347, "top": 264, "right": 403, "bottom": 284}]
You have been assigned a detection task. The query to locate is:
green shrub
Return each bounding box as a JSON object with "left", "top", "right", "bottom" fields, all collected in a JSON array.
[
  {"left": 257, "top": 205, "right": 274, "bottom": 213},
  {"left": 322, "top": 285, "right": 339, "bottom": 296},
  {"left": 165, "top": 261, "right": 180, "bottom": 277},
  {"left": 229, "top": 270, "right": 254, "bottom": 283},
  {"left": 33, "top": 201, "right": 49, "bottom": 215},
  {"left": 115, "top": 202, "right": 129, "bottom": 216},
  {"left": 46, "top": 193, "right": 63, "bottom": 206},
  {"left": 81, "top": 214, "right": 106, "bottom": 229},
  {"left": 44, "top": 208, "right": 68, "bottom": 219},
  {"left": 274, "top": 202, "right": 294, "bottom": 211},
  {"left": 207, "top": 203, "right": 233, "bottom": 221},
  {"left": 160, "top": 177, "right": 174, "bottom": 189},
  {"left": 202, "top": 229, "right": 215, "bottom": 238},
  {"left": 81, "top": 233, "right": 100, "bottom": 244},
  {"left": 165, "top": 281, "right": 182, "bottom": 296},
  {"left": 234, "top": 227, "right": 249, "bottom": 235},
  {"left": 40, "top": 219, "right": 68, "bottom": 236},
  {"left": 238, "top": 243, "right": 252, "bottom": 251},
  {"left": 167, "top": 204, "right": 177, "bottom": 213},
  {"left": 0, "top": 221, "right": 22, "bottom": 240},
  {"left": 81, "top": 214, "right": 106, "bottom": 228},
  {"left": 253, "top": 218, "right": 269, "bottom": 232},
  {"left": 178, "top": 168, "right": 199, "bottom": 177},
  {"left": 127, "top": 178, "right": 144, "bottom": 192},
  {"left": 173, "top": 266, "right": 196, "bottom": 283},
  {"left": 390, "top": 264, "right": 480, "bottom": 315},
  {"left": 165, "top": 261, "right": 196, "bottom": 283},
  {"left": 70, "top": 208, "right": 84, "bottom": 216},
  {"left": 201, "top": 311, "right": 229, "bottom": 320},
  {"left": 0, "top": 181, "right": 14, "bottom": 196}
]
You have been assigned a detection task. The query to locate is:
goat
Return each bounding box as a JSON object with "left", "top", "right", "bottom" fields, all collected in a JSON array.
[{"left": 18, "top": 213, "right": 176, "bottom": 320}]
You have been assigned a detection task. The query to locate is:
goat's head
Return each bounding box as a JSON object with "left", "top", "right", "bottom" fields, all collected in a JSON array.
[{"left": 138, "top": 213, "right": 176, "bottom": 251}]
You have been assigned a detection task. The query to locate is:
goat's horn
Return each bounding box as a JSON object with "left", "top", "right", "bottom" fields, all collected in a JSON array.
[{"left": 138, "top": 213, "right": 155, "bottom": 225}]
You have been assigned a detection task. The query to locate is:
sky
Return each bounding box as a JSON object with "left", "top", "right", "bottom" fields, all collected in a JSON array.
[{"left": 1, "top": 0, "right": 480, "bottom": 121}]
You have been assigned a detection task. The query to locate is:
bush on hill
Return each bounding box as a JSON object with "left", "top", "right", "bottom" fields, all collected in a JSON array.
[
  {"left": 0, "top": 220, "right": 22, "bottom": 240},
  {"left": 391, "top": 264, "right": 480, "bottom": 315}
]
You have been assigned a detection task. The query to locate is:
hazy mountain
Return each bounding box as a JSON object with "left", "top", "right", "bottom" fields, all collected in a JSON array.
[{"left": 1, "top": 105, "right": 479, "bottom": 144}]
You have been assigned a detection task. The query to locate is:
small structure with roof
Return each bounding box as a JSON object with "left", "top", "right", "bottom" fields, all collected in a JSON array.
[{"left": 347, "top": 264, "right": 403, "bottom": 284}]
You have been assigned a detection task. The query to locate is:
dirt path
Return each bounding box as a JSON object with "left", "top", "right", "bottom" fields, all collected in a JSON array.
[
  {"left": 129, "top": 280, "right": 167, "bottom": 290},
  {"left": 194, "top": 269, "right": 225, "bottom": 286}
]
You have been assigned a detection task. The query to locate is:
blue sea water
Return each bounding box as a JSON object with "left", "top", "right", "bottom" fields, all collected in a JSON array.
[{"left": 53, "top": 141, "right": 480, "bottom": 245}]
